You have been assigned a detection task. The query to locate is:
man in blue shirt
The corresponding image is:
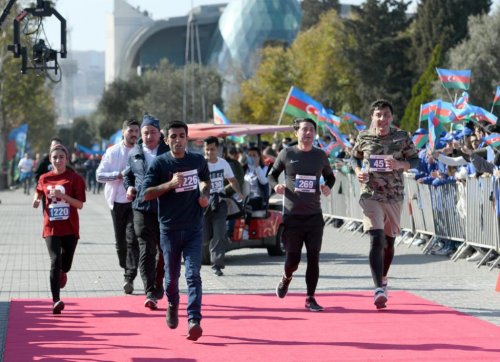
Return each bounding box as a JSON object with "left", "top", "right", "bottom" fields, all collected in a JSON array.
[{"left": 143, "top": 121, "right": 210, "bottom": 341}]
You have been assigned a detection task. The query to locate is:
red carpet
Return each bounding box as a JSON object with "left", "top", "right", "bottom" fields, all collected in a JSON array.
[{"left": 4, "top": 292, "right": 500, "bottom": 361}]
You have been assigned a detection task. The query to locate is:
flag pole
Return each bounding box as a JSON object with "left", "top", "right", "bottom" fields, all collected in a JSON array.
[
  {"left": 277, "top": 85, "right": 293, "bottom": 126},
  {"left": 418, "top": 104, "right": 422, "bottom": 129}
]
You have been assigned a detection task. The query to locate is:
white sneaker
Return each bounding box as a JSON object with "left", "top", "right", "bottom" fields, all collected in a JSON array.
[{"left": 374, "top": 288, "right": 387, "bottom": 309}]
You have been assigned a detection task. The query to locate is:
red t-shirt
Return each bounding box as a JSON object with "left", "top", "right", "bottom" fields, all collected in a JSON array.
[{"left": 36, "top": 169, "right": 86, "bottom": 239}]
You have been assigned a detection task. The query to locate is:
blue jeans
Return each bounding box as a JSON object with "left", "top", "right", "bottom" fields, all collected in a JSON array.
[{"left": 160, "top": 226, "right": 203, "bottom": 321}]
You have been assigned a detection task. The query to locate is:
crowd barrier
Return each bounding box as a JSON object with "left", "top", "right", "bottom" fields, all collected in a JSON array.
[{"left": 322, "top": 172, "right": 500, "bottom": 270}]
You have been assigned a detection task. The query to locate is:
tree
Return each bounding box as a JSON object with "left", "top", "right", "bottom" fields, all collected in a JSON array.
[
  {"left": 343, "top": 0, "right": 412, "bottom": 118},
  {"left": 301, "top": 0, "right": 340, "bottom": 30},
  {"left": 232, "top": 10, "right": 359, "bottom": 126},
  {"left": 400, "top": 45, "right": 442, "bottom": 132},
  {"left": 138, "top": 60, "right": 222, "bottom": 124},
  {"left": 410, "top": 0, "right": 492, "bottom": 75},
  {"left": 0, "top": 0, "right": 57, "bottom": 163},
  {"left": 96, "top": 76, "right": 148, "bottom": 138},
  {"left": 444, "top": 9, "right": 500, "bottom": 109}
]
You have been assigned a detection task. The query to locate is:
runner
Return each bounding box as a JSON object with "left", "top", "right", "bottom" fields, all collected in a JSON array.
[
  {"left": 143, "top": 120, "right": 210, "bottom": 341},
  {"left": 268, "top": 117, "right": 335, "bottom": 311},
  {"left": 33, "top": 144, "right": 86, "bottom": 314},
  {"left": 350, "top": 99, "right": 419, "bottom": 309}
]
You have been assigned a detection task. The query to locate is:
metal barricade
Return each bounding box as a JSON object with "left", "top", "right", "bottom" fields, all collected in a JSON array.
[
  {"left": 405, "top": 176, "right": 435, "bottom": 239},
  {"left": 429, "top": 183, "right": 465, "bottom": 242},
  {"left": 465, "top": 177, "right": 498, "bottom": 249},
  {"left": 329, "top": 172, "right": 350, "bottom": 221}
]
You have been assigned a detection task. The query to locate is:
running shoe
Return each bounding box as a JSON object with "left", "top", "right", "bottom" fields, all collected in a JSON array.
[
  {"left": 123, "top": 280, "right": 134, "bottom": 294},
  {"left": 374, "top": 287, "right": 387, "bottom": 309},
  {"left": 59, "top": 271, "right": 67, "bottom": 289},
  {"left": 187, "top": 319, "right": 203, "bottom": 341},
  {"left": 276, "top": 274, "right": 292, "bottom": 298},
  {"left": 53, "top": 300, "right": 65, "bottom": 314},
  {"left": 213, "top": 268, "right": 223, "bottom": 276},
  {"left": 144, "top": 297, "right": 158, "bottom": 310},
  {"left": 305, "top": 296, "right": 324, "bottom": 312}
]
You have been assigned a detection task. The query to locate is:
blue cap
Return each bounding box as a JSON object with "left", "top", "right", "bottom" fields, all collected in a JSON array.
[
  {"left": 454, "top": 127, "right": 472, "bottom": 139},
  {"left": 141, "top": 114, "right": 160, "bottom": 130},
  {"left": 413, "top": 128, "right": 428, "bottom": 135},
  {"left": 441, "top": 133, "right": 453, "bottom": 142}
]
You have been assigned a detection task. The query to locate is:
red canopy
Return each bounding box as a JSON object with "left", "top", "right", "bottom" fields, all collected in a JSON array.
[{"left": 187, "top": 123, "right": 294, "bottom": 139}]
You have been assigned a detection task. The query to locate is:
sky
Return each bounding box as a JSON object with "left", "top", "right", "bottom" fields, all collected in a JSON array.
[{"left": 19, "top": 0, "right": 500, "bottom": 52}]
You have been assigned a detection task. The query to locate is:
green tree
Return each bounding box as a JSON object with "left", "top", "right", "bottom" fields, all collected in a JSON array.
[
  {"left": 232, "top": 10, "right": 358, "bottom": 126},
  {"left": 343, "top": 0, "right": 412, "bottom": 118},
  {"left": 96, "top": 76, "right": 148, "bottom": 138},
  {"left": 0, "top": 1, "right": 57, "bottom": 162},
  {"left": 445, "top": 9, "right": 500, "bottom": 109},
  {"left": 410, "top": 0, "right": 491, "bottom": 74},
  {"left": 400, "top": 45, "right": 442, "bottom": 132},
  {"left": 301, "top": 0, "right": 340, "bottom": 30},
  {"left": 138, "top": 60, "right": 222, "bottom": 124}
]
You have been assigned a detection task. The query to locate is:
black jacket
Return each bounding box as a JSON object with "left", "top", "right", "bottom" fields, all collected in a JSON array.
[{"left": 123, "top": 138, "right": 170, "bottom": 213}]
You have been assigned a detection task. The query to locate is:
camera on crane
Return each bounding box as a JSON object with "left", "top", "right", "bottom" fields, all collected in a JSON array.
[{"left": 32, "top": 39, "right": 57, "bottom": 66}]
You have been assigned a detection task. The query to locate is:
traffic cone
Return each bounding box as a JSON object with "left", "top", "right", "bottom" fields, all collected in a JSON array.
[{"left": 496, "top": 272, "right": 500, "bottom": 292}]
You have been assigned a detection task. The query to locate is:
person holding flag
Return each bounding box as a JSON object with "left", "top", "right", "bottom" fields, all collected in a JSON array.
[{"left": 350, "top": 99, "right": 419, "bottom": 310}]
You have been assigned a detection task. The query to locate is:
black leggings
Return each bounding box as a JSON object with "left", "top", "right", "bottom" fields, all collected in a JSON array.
[
  {"left": 284, "top": 250, "right": 320, "bottom": 297},
  {"left": 45, "top": 235, "right": 78, "bottom": 302},
  {"left": 368, "top": 229, "right": 395, "bottom": 288}
]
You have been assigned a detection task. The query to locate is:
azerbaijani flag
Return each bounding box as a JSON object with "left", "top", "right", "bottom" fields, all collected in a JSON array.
[
  {"left": 485, "top": 133, "right": 500, "bottom": 148},
  {"left": 427, "top": 112, "right": 440, "bottom": 151},
  {"left": 420, "top": 100, "right": 456, "bottom": 123},
  {"left": 323, "top": 140, "right": 343, "bottom": 156},
  {"left": 411, "top": 134, "right": 428, "bottom": 149},
  {"left": 454, "top": 91, "right": 469, "bottom": 110},
  {"left": 321, "top": 108, "right": 341, "bottom": 127},
  {"left": 455, "top": 104, "right": 497, "bottom": 125},
  {"left": 342, "top": 112, "right": 366, "bottom": 131},
  {"left": 492, "top": 86, "right": 500, "bottom": 107},
  {"left": 213, "top": 104, "right": 231, "bottom": 125},
  {"left": 325, "top": 124, "right": 352, "bottom": 148},
  {"left": 7, "top": 123, "right": 28, "bottom": 160},
  {"left": 283, "top": 86, "right": 324, "bottom": 125},
  {"left": 436, "top": 68, "right": 471, "bottom": 90}
]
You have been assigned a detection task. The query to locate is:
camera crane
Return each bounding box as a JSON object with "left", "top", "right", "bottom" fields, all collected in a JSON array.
[{"left": 0, "top": 0, "right": 66, "bottom": 80}]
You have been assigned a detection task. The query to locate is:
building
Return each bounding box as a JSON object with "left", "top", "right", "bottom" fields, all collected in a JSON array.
[{"left": 106, "top": 0, "right": 302, "bottom": 106}]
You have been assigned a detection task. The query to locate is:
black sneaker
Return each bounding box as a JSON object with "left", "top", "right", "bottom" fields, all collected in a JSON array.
[
  {"left": 187, "top": 319, "right": 203, "bottom": 341},
  {"left": 276, "top": 274, "right": 292, "bottom": 298},
  {"left": 305, "top": 296, "right": 324, "bottom": 312},
  {"left": 166, "top": 303, "right": 179, "bottom": 329},
  {"left": 53, "top": 300, "right": 65, "bottom": 314},
  {"left": 123, "top": 280, "right": 134, "bottom": 295},
  {"left": 374, "top": 288, "right": 388, "bottom": 309},
  {"left": 382, "top": 277, "right": 388, "bottom": 296},
  {"left": 59, "top": 271, "right": 67, "bottom": 289},
  {"left": 213, "top": 268, "right": 223, "bottom": 276}
]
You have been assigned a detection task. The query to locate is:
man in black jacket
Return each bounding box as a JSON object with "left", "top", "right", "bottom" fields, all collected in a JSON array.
[{"left": 124, "top": 114, "right": 170, "bottom": 309}]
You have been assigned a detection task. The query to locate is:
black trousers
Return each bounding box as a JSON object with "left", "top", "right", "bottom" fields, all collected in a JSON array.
[
  {"left": 45, "top": 235, "right": 78, "bottom": 302},
  {"left": 110, "top": 202, "right": 139, "bottom": 281},
  {"left": 133, "top": 209, "right": 164, "bottom": 297}
]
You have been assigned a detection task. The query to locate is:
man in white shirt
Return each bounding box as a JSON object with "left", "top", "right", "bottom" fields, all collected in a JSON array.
[
  {"left": 18, "top": 153, "right": 34, "bottom": 195},
  {"left": 203, "top": 136, "right": 243, "bottom": 276},
  {"left": 97, "top": 119, "right": 140, "bottom": 294}
]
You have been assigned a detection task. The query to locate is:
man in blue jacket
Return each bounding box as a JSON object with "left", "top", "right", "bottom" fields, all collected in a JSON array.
[{"left": 124, "top": 114, "right": 170, "bottom": 309}]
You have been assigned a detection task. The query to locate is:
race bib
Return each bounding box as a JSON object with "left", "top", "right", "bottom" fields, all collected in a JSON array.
[
  {"left": 211, "top": 176, "right": 224, "bottom": 193},
  {"left": 294, "top": 174, "right": 317, "bottom": 193},
  {"left": 368, "top": 155, "right": 392, "bottom": 172},
  {"left": 48, "top": 203, "right": 70, "bottom": 221},
  {"left": 175, "top": 169, "right": 199, "bottom": 193}
]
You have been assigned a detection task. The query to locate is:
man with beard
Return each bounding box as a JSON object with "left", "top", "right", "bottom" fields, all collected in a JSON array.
[{"left": 97, "top": 119, "right": 140, "bottom": 294}]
